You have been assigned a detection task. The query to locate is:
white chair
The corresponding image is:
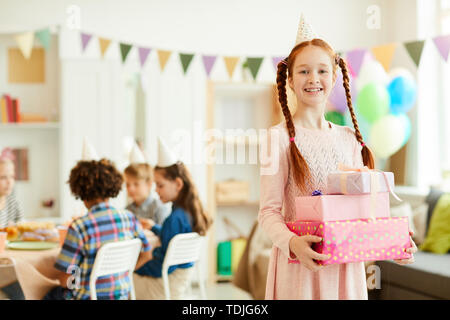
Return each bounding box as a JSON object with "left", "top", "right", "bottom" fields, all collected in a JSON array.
[
  {"left": 89, "top": 238, "right": 142, "bottom": 300},
  {"left": 162, "top": 232, "right": 206, "bottom": 300}
]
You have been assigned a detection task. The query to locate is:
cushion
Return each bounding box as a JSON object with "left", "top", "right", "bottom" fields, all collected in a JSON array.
[
  {"left": 424, "top": 187, "right": 444, "bottom": 236},
  {"left": 420, "top": 193, "right": 450, "bottom": 254},
  {"left": 390, "top": 202, "right": 417, "bottom": 236}
]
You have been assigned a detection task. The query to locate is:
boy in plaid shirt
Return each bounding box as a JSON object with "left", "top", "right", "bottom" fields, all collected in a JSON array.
[{"left": 44, "top": 159, "right": 152, "bottom": 300}]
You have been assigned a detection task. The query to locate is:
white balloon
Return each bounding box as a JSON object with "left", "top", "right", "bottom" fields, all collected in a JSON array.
[
  {"left": 356, "top": 59, "right": 389, "bottom": 91},
  {"left": 388, "top": 67, "right": 415, "bottom": 83},
  {"left": 369, "top": 115, "right": 405, "bottom": 159}
]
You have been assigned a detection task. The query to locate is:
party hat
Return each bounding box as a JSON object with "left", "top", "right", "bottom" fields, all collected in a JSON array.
[
  {"left": 295, "top": 13, "right": 317, "bottom": 45},
  {"left": 81, "top": 137, "right": 99, "bottom": 161},
  {"left": 129, "top": 142, "right": 146, "bottom": 164},
  {"left": 157, "top": 137, "right": 177, "bottom": 167}
]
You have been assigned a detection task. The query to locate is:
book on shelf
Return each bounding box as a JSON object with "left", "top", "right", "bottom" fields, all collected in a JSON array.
[{"left": 1, "top": 94, "right": 23, "bottom": 123}]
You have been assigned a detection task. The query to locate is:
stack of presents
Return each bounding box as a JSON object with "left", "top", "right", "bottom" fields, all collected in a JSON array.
[{"left": 287, "top": 164, "right": 413, "bottom": 266}]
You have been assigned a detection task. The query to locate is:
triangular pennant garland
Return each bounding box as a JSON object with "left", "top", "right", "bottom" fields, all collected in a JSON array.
[
  {"left": 98, "top": 37, "right": 111, "bottom": 57},
  {"left": 246, "top": 57, "right": 264, "bottom": 80},
  {"left": 371, "top": 43, "right": 397, "bottom": 72},
  {"left": 224, "top": 56, "right": 240, "bottom": 79},
  {"left": 404, "top": 40, "right": 425, "bottom": 67},
  {"left": 14, "top": 32, "right": 35, "bottom": 59},
  {"left": 433, "top": 34, "right": 450, "bottom": 62},
  {"left": 35, "top": 28, "right": 51, "bottom": 50},
  {"left": 138, "top": 47, "right": 151, "bottom": 67},
  {"left": 202, "top": 55, "right": 217, "bottom": 77},
  {"left": 80, "top": 32, "right": 93, "bottom": 52},
  {"left": 272, "top": 56, "right": 284, "bottom": 71},
  {"left": 157, "top": 50, "right": 172, "bottom": 72},
  {"left": 345, "top": 49, "right": 367, "bottom": 77},
  {"left": 179, "top": 53, "right": 195, "bottom": 74},
  {"left": 120, "top": 43, "right": 133, "bottom": 63}
]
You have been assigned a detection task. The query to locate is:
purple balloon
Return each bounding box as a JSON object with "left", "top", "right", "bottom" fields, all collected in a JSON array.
[{"left": 329, "top": 71, "right": 358, "bottom": 113}]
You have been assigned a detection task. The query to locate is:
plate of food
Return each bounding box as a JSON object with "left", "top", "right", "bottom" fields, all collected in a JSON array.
[
  {"left": 1, "top": 221, "right": 60, "bottom": 243},
  {"left": 7, "top": 241, "right": 58, "bottom": 250}
]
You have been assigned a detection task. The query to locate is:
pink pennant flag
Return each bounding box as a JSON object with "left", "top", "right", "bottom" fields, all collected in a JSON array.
[
  {"left": 138, "top": 47, "right": 151, "bottom": 67},
  {"left": 80, "top": 32, "right": 93, "bottom": 52},
  {"left": 345, "top": 49, "right": 367, "bottom": 77},
  {"left": 272, "top": 56, "right": 284, "bottom": 71},
  {"left": 433, "top": 35, "right": 450, "bottom": 62},
  {"left": 202, "top": 55, "right": 217, "bottom": 77}
]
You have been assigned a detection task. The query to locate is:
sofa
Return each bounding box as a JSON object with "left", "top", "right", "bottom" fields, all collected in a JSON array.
[{"left": 369, "top": 187, "right": 450, "bottom": 300}]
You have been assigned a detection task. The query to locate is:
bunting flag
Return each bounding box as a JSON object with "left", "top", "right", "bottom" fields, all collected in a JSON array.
[
  {"left": 404, "top": 40, "right": 425, "bottom": 67},
  {"left": 224, "top": 56, "right": 240, "bottom": 79},
  {"left": 202, "top": 55, "right": 217, "bottom": 77},
  {"left": 157, "top": 50, "right": 172, "bottom": 71},
  {"left": 35, "top": 28, "right": 51, "bottom": 50},
  {"left": 371, "top": 43, "right": 397, "bottom": 72},
  {"left": 433, "top": 34, "right": 450, "bottom": 62},
  {"left": 179, "top": 53, "right": 195, "bottom": 74},
  {"left": 138, "top": 47, "right": 151, "bottom": 67},
  {"left": 120, "top": 43, "right": 133, "bottom": 63},
  {"left": 80, "top": 32, "right": 93, "bottom": 52},
  {"left": 98, "top": 37, "right": 111, "bottom": 57},
  {"left": 345, "top": 49, "right": 367, "bottom": 77},
  {"left": 272, "top": 56, "right": 284, "bottom": 71},
  {"left": 14, "top": 32, "right": 34, "bottom": 59},
  {"left": 246, "top": 57, "right": 264, "bottom": 80}
]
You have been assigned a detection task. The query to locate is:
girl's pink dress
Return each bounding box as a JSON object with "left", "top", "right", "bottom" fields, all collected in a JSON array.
[{"left": 258, "top": 121, "right": 368, "bottom": 300}]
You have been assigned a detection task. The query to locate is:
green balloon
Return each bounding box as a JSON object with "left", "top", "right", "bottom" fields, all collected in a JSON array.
[
  {"left": 356, "top": 82, "right": 390, "bottom": 123},
  {"left": 325, "top": 111, "right": 345, "bottom": 126}
]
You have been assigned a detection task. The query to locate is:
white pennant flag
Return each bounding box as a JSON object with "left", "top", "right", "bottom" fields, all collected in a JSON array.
[{"left": 14, "top": 31, "right": 35, "bottom": 59}]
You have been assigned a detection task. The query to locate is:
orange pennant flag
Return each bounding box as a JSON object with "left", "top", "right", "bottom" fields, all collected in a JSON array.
[
  {"left": 157, "top": 50, "right": 172, "bottom": 71},
  {"left": 98, "top": 38, "right": 111, "bottom": 57},
  {"left": 224, "top": 56, "right": 240, "bottom": 79},
  {"left": 371, "top": 43, "right": 397, "bottom": 72}
]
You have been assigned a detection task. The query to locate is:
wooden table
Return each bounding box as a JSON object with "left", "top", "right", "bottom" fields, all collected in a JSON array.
[{"left": 0, "top": 231, "right": 160, "bottom": 300}]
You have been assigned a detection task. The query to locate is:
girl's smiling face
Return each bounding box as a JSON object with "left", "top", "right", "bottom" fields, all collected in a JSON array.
[{"left": 288, "top": 45, "right": 336, "bottom": 107}]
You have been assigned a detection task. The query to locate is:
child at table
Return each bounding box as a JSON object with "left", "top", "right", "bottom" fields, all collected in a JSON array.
[
  {"left": 124, "top": 162, "right": 170, "bottom": 227},
  {"left": 0, "top": 148, "right": 24, "bottom": 228},
  {"left": 133, "top": 137, "right": 212, "bottom": 299},
  {"left": 44, "top": 158, "right": 152, "bottom": 300}
]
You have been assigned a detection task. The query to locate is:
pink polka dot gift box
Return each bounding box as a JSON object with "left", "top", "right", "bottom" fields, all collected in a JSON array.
[{"left": 286, "top": 217, "right": 413, "bottom": 265}]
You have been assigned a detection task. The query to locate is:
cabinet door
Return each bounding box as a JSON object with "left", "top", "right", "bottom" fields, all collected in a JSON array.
[{"left": 60, "top": 60, "right": 133, "bottom": 219}]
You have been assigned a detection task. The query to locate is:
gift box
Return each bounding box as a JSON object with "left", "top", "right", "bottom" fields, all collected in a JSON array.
[
  {"left": 295, "top": 192, "right": 390, "bottom": 221},
  {"left": 326, "top": 170, "right": 395, "bottom": 195},
  {"left": 286, "top": 216, "right": 412, "bottom": 265}
]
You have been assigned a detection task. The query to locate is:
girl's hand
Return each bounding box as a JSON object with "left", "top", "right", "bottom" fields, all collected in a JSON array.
[
  {"left": 393, "top": 231, "right": 417, "bottom": 265},
  {"left": 289, "top": 235, "right": 330, "bottom": 272},
  {"left": 139, "top": 218, "right": 155, "bottom": 230}
]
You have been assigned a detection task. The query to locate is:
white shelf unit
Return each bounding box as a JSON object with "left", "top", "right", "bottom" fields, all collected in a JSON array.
[
  {"left": 0, "top": 33, "right": 61, "bottom": 220},
  {"left": 206, "top": 81, "right": 279, "bottom": 283}
]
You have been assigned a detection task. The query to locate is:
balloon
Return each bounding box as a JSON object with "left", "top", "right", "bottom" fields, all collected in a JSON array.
[
  {"left": 328, "top": 71, "right": 358, "bottom": 113},
  {"left": 387, "top": 76, "right": 417, "bottom": 114},
  {"left": 356, "top": 82, "right": 390, "bottom": 123},
  {"left": 356, "top": 59, "right": 389, "bottom": 91},
  {"left": 325, "top": 111, "right": 345, "bottom": 126},
  {"left": 369, "top": 114, "right": 405, "bottom": 159},
  {"left": 344, "top": 104, "right": 371, "bottom": 142},
  {"left": 397, "top": 113, "right": 411, "bottom": 146}
]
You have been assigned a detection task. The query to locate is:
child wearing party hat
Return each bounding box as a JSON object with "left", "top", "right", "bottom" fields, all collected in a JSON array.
[
  {"left": 124, "top": 142, "right": 170, "bottom": 227},
  {"left": 258, "top": 14, "right": 417, "bottom": 300},
  {"left": 45, "top": 138, "right": 152, "bottom": 300},
  {"left": 133, "top": 137, "right": 212, "bottom": 300},
  {"left": 0, "top": 148, "right": 24, "bottom": 228}
]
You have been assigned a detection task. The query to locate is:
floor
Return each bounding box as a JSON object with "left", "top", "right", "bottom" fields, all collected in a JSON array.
[{"left": 189, "top": 281, "right": 253, "bottom": 300}]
